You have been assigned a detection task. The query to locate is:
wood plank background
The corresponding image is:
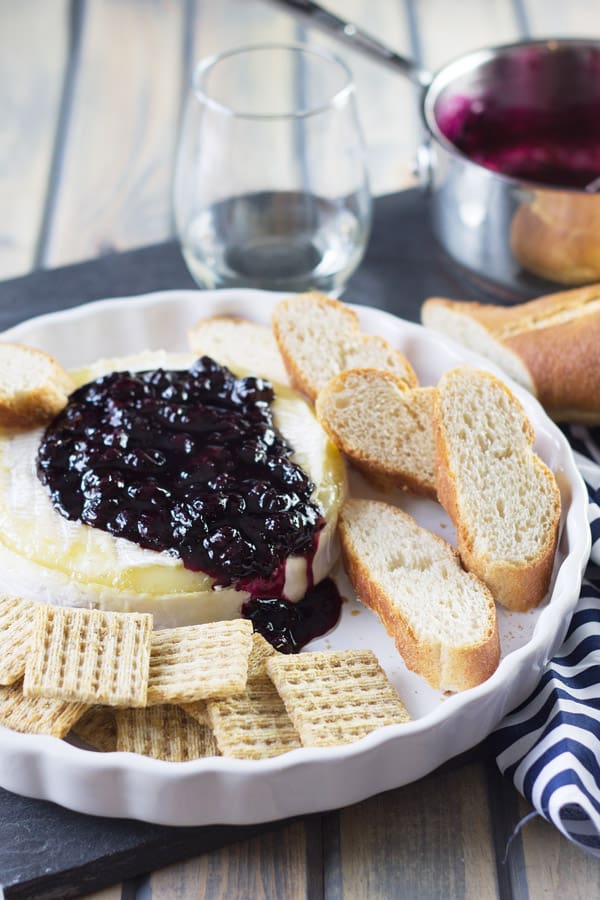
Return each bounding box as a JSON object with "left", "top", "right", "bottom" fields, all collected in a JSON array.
[
  {"left": 4, "top": 0, "right": 600, "bottom": 283},
  {"left": 2, "top": 1, "right": 600, "bottom": 897}
]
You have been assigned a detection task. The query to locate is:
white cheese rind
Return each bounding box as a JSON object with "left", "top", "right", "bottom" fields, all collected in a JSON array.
[{"left": 0, "top": 351, "right": 345, "bottom": 627}]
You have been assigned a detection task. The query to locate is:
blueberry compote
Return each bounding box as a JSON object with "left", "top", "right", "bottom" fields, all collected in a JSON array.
[
  {"left": 242, "top": 578, "right": 342, "bottom": 653},
  {"left": 436, "top": 97, "right": 600, "bottom": 188},
  {"left": 37, "top": 357, "right": 325, "bottom": 598}
]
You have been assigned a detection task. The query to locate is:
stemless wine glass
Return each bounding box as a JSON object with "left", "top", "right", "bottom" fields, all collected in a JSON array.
[{"left": 174, "top": 43, "right": 372, "bottom": 295}]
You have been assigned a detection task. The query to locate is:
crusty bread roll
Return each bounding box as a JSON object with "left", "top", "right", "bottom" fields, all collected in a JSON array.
[
  {"left": 338, "top": 498, "right": 500, "bottom": 692},
  {"left": 315, "top": 368, "right": 436, "bottom": 497},
  {"left": 0, "top": 342, "right": 74, "bottom": 427},
  {"left": 511, "top": 191, "right": 600, "bottom": 285},
  {"left": 432, "top": 366, "right": 561, "bottom": 612},
  {"left": 421, "top": 287, "right": 600, "bottom": 424},
  {"left": 272, "top": 292, "right": 418, "bottom": 401}
]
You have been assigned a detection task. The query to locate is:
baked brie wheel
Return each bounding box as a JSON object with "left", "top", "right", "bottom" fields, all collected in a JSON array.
[{"left": 0, "top": 351, "right": 346, "bottom": 628}]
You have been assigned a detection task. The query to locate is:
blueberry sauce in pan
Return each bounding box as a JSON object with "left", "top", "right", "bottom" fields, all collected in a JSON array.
[{"left": 436, "top": 97, "right": 600, "bottom": 188}]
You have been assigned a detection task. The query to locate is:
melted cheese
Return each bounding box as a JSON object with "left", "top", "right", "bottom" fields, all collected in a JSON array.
[{"left": 0, "top": 351, "right": 345, "bottom": 627}]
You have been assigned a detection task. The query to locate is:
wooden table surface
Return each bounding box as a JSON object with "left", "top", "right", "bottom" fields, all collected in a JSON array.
[{"left": 2, "top": 1, "right": 600, "bottom": 898}]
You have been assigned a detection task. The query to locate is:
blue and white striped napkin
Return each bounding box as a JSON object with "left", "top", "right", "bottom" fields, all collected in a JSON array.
[{"left": 492, "top": 425, "right": 600, "bottom": 855}]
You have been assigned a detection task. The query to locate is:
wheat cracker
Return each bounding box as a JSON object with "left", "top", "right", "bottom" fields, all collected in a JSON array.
[
  {"left": 23, "top": 605, "right": 153, "bottom": 707},
  {"left": 71, "top": 706, "right": 118, "bottom": 752},
  {"left": 116, "top": 705, "right": 219, "bottom": 761},
  {"left": 206, "top": 634, "right": 301, "bottom": 759},
  {"left": 266, "top": 649, "right": 410, "bottom": 748},
  {"left": 179, "top": 699, "right": 208, "bottom": 725},
  {"left": 0, "top": 595, "right": 37, "bottom": 685},
  {"left": 245, "top": 632, "right": 278, "bottom": 677},
  {"left": 0, "top": 680, "right": 88, "bottom": 738},
  {"left": 147, "top": 619, "right": 253, "bottom": 705}
]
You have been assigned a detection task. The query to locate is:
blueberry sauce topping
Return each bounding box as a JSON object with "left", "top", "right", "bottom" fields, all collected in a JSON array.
[
  {"left": 242, "top": 578, "right": 342, "bottom": 653},
  {"left": 37, "top": 357, "right": 324, "bottom": 592}
]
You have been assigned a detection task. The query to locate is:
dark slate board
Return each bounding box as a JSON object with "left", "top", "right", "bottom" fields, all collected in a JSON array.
[
  {"left": 0, "top": 190, "right": 515, "bottom": 900},
  {"left": 0, "top": 190, "right": 523, "bottom": 331}
]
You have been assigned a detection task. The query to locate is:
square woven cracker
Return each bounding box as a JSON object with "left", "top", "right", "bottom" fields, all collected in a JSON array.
[
  {"left": 246, "top": 632, "right": 278, "bottom": 678},
  {"left": 0, "top": 680, "right": 88, "bottom": 738},
  {"left": 71, "top": 706, "right": 117, "bottom": 752},
  {"left": 266, "top": 649, "right": 410, "bottom": 748},
  {"left": 23, "top": 605, "right": 153, "bottom": 706},
  {"left": 115, "top": 705, "right": 220, "bottom": 761},
  {"left": 179, "top": 699, "right": 208, "bottom": 725},
  {"left": 0, "top": 595, "right": 37, "bottom": 685},
  {"left": 206, "top": 634, "right": 301, "bottom": 759},
  {"left": 147, "top": 619, "right": 253, "bottom": 705},
  {"left": 180, "top": 633, "right": 274, "bottom": 725}
]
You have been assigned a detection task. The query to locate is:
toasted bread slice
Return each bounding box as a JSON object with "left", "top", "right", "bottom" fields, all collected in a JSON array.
[
  {"left": 433, "top": 366, "right": 561, "bottom": 611},
  {"left": 338, "top": 499, "right": 499, "bottom": 692},
  {"left": 272, "top": 292, "right": 418, "bottom": 401},
  {"left": 315, "top": 368, "right": 436, "bottom": 497},
  {"left": 188, "top": 316, "right": 290, "bottom": 385},
  {"left": 422, "top": 297, "right": 536, "bottom": 393},
  {"left": 421, "top": 290, "right": 600, "bottom": 424},
  {"left": 0, "top": 342, "right": 74, "bottom": 426}
]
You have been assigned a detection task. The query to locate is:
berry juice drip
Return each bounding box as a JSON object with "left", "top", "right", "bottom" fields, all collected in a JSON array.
[
  {"left": 37, "top": 357, "right": 324, "bottom": 593},
  {"left": 242, "top": 578, "right": 342, "bottom": 653}
]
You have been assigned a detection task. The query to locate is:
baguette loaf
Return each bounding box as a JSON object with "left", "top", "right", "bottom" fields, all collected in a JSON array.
[
  {"left": 0, "top": 342, "right": 74, "bottom": 427},
  {"left": 315, "top": 368, "right": 436, "bottom": 497},
  {"left": 432, "top": 366, "right": 561, "bottom": 612},
  {"left": 273, "top": 292, "right": 418, "bottom": 401},
  {"left": 421, "top": 287, "right": 600, "bottom": 423},
  {"left": 188, "top": 316, "right": 290, "bottom": 385},
  {"left": 338, "top": 498, "right": 500, "bottom": 692},
  {"left": 511, "top": 191, "right": 600, "bottom": 285}
]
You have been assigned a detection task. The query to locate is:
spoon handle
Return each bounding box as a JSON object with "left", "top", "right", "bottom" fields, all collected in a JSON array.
[{"left": 263, "top": 0, "right": 432, "bottom": 88}]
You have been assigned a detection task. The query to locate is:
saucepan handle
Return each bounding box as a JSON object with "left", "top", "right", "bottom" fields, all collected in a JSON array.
[{"left": 263, "top": 0, "right": 433, "bottom": 88}]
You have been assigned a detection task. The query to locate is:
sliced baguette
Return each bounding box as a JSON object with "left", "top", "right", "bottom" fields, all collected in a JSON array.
[
  {"left": 187, "top": 316, "right": 290, "bottom": 385},
  {"left": 432, "top": 366, "right": 561, "bottom": 612},
  {"left": 0, "top": 342, "right": 74, "bottom": 427},
  {"left": 338, "top": 498, "right": 499, "bottom": 692},
  {"left": 315, "top": 368, "right": 436, "bottom": 497},
  {"left": 272, "top": 292, "right": 418, "bottom": 401},
  {"left": 421, "top": 288, "right": 600, "bottom": 424}
]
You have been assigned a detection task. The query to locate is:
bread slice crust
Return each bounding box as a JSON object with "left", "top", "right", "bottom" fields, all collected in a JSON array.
[
  {"left": 0, "top": 342, "right": 74, "bottom": 427},
  {"left": 422, "top": 289, "right": 600, "bottom": 424},
  {"left": 315, "top": 368, "right": 436, "bottom": 498},
  {"left": 338, "top": 499, "right": 500, "bottom": 692},
  {"left": 432, "top": 366, "right": 561, "bottom": 612},
  {"left": 187, "top": 316, "right": 290, "bottom": 386},
  {"left": 510, "top": 193, "right": 600, "bottom": 285},
  {"left": 273, "top": 292, "right": 418, "bottom": 401}
]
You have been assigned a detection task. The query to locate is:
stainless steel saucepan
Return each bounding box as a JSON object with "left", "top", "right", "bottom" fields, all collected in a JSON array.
[{"left": 267, "top": 0, "right": 600, "bottom": 296}]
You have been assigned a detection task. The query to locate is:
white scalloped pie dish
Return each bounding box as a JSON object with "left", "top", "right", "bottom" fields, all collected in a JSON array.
[{"left": 0, "top": 289, "right": 590, "bottom": 826}]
